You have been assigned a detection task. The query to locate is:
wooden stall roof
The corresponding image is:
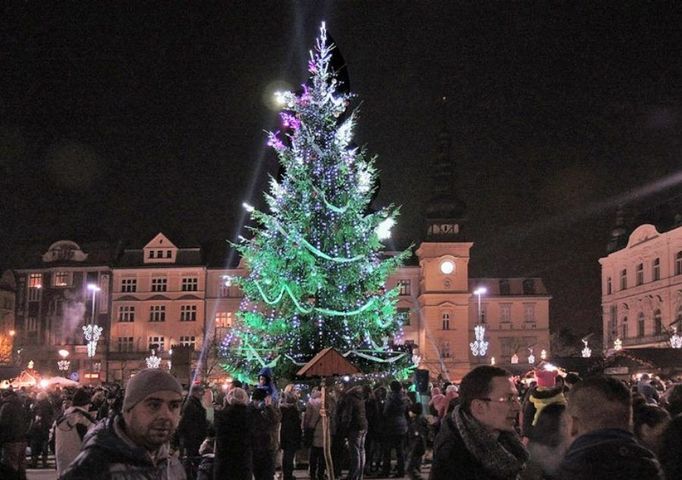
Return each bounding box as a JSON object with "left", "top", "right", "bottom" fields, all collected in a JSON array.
[{"left": 296, "top": 347, "right": 361, "bottom": 378}]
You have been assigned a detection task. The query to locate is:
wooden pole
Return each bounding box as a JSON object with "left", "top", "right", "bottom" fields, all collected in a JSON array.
[{"left": 321, "top": 379, "right": 335, "bottom": 480}]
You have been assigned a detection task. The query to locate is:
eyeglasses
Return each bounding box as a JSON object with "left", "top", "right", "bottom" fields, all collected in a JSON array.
[{"left": 478, "top": 395, "right": 521, "bottom": 405}]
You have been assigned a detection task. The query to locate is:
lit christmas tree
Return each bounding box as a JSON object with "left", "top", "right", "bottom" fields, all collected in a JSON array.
[{"left": 220, "top": 23, "right": 411, "bottom": 381}]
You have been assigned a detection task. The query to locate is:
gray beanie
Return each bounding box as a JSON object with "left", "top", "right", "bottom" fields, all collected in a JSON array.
[{"left": 123, "top": 369, "right": 183, "bottom": 411}]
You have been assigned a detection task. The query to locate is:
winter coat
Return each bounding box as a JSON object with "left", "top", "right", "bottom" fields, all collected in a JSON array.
[
  {"left": 337, "top": 386, "right": 368, "bottom": 435},
  {"left": 557, "top": 428, "right": 664, "bottom": 480},
  {"left": 178, "top": 395, "right": 208, "bottom": 454},
  {"left": 303, "top": 398, "right": 325, "bottom": 448},
  {"left": 29, "top": 398, "right": 55, "bottom": 441},
  {"left": 250, "top": 402, "right": 281, "bottom": 453},
  {"left": 383, "top": 391, "right": 409, "bottom": 436},
  {"left": 60, "top": 415, "right": 186, "bottom": 480},
  {"left": 279, "top": 403, "right": 302, "bottom": 450},
  {"left": 0, "top": 392, "right": 28, "bottom": 444},
  {"left": 54, "top": 406, "right": 96, "bottom": 477},
  {"left": 430, "top": 413, "right": 501, "bottom": 480},
  {"left": 214, "top": 403, "right": 254, "bottom": 480},
  {"left": 406, "top": 415, "right": 428, "bottom": 458}
]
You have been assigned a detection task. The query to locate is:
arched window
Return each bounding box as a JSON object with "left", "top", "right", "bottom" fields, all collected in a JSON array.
[
  {"left": 676, "top": 252, "right": 682, "bottom": 276},
  {"left": 636, "top": 263, "right": 644, "bottom": 286},
  {"left": 638, "top": 312, "right": 645, "bottom": 337},
  {"left": 442, "top": 312, "right": 450, "bottom": 330},
  {"left": 622, "top": 316, "right": 628, "bottom": 339},
  {"left": 620, "top": 269, "right": 628, "bottom": 290},
  {"left": 654, "top": 309, "right": 663, "bottom": 335},
  {"left": 607, "top": 277, "right": 612, "bottom": 295}
]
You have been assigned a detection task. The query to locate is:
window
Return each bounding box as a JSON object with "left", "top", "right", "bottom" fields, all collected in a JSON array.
[
  {"left": 620, "top": 269, "right": 627, "bottom": 290},
  {"left": 636, "top": 263, "right": 644, "bottom": 286},
  {"left": 622, "top": 317, "right": 628, "bottom": 338},
  {"left": 53, "top": 272, "right": 71, "bottom": 287},
  {"left": 500, "top": 304, "right": 512, "bottom": 323},
  {"left": 149, "top": 250, "right": 155, "bottom": 259},
  {"left": 215, "top": 312, "right": 233, "bottom": 328},
  {"left": 522, "top": 279, "right": 535, "bottom": 295},
  {"left": 677, "top": 252, "right": 682, "bottom": 276},
  {"left": 28, "top": 273, "right": 42, "bottom": 301},
  {"left": 500, "top": 337, "right": 515, "bottom": 356},
  {"left": 149, "top": 305, "right": 166, "bottom": 322},
  {"left": 121, "top": 278, "right": 137, "bottom": 293},
  {"left": 607, "top": 277, "right": 612, "bottom": 295},
  {"left": 118, "top": 306, "right": 135, "bottom": 322},
  {"left": 397, "top": 307, "right": 410, "bottom": 326},
  {"left": 151, "top": 277, "right": 167, "bottom": 292},
  {"left": 678, "top": 304, "right": 682, "bottom": 323},
  {"left": 654, "top": 309, "right": 663, "bottom": 335},
  {"left": 118, "top": 337, "right": 134, "bottom": 352},
  {"left": 179, "top": 336, "right": 196, "bottom": 349},
  {"left": 181, "top": 277, "right": 198, "bottom": 291},
  {"left": 638, "top": 312, "right": 645, "bottom": 337},
  {"left": 442, "top": 312, "right": 450, "bottom": 330},
  {"left": 610, "top": 305, "right": 618, "bottom": 337},
  {"left": 26, "top": 316, "right": 38, "bottom": 331},
  {"left": 524, "top": 304, "right": 536, "bottom": 323},
  {"left": 166, "top": 250, "right": 172, "bottom": 258},
  {"left": 180, "top": 305, "right": 197, "bottom": 322},
  {"left": 441, "top": 341, "right": 451, "bottom": 358},
  {"left": 148, "top": 336, "right": 165, "bottom": 351},
  {"left": 653, "top": 258, "right": 660, "bottom": 281},
  {"left": 397, "top": 280, "right": 411, "bottom": 296},
  {"left": 499, "top": 279, "right": 510, "bottom": 295},
  {"left": 157, "top": 250, "right": 164, "bottom": 258}
]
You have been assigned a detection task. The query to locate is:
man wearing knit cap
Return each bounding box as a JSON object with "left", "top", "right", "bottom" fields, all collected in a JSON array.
[{"left": 61, "top": 369, "right": 186, "bottom": 480}]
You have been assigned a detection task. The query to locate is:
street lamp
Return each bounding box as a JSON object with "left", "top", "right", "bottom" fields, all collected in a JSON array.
[
  {"left": 57, "top": 349, "right": 70, "bottom": 372},
  {"left": 470, "top": 287, "right": 489, "bottom": 357}
]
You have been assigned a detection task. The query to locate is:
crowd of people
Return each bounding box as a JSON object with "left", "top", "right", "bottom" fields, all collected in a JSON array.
[{"left": 2, "top": 363, "right": 682, "bottom": 479}]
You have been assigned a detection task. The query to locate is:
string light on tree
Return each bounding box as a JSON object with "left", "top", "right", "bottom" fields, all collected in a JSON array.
[{"left": 219, "top": 23, "right": 411, "bottom": 381}]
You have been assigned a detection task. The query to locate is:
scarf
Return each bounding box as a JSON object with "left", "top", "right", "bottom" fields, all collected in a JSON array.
[{"left": 453, "top": 405, "right": 529, "bottom": 480}]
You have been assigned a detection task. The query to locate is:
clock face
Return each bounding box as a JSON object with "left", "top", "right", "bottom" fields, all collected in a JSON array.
[{"left": 440, "top": 260, "right": 455, "bottom": 275}]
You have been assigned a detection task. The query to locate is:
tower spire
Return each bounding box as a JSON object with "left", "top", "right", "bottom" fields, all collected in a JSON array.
[{"left": 425, "top": 96, "right": 466, "bottom": 241}]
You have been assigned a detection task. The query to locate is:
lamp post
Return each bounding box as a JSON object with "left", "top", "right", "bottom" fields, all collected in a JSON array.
[
  {"left": 470, "top": 287, "right": 489, "bottom": 357},
  {"left": 83, "top": 284, "right": 102, "bottom": 379}
]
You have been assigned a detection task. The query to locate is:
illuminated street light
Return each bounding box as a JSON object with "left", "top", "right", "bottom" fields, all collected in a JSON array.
[{"left": 470, "top": 287, "right": 488, "bottom": 357}]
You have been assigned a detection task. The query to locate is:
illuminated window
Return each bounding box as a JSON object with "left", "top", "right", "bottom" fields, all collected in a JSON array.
[
  {"left": 28, "top": 274, "right": 42, "bottom": 301},
  {"left": 118, "top": 337, "right": 134, "bottom": 352},
  {"left": 181, "top": 277, "right": 198, "bottom": 292},
  {"left": 653, "top": 258, "right": 660, "bottom": 281},
  {"left": 121, "top": 278, "right": 137, "bottom": 293},
  {"left": 118, "top": 306, "right": 135, "bottom": 322},
  {"left": 636, "top": 263, "right": 644, "bottom": 286},
  {"left": 215, "top": 312, "right": 232, "bottom": 328},
  {"left": 397, "top": 280, "right": 411, "bottom": 296},
  {"left": 180, "top": 305, "right": 197, "bottom": 322},
  {"left": 149, "top": 305, "right": 166, "bottom": 322},
  {"left": 148, "top": 336, "right": 165, "bottom": 351},
  {"left": 151, "top": 277, "right": 167, "bottom": 292},
  {"left": 53, "top": 272, "right": 71, "bottom": 287}
]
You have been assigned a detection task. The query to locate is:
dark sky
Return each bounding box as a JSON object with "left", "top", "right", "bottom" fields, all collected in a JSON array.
[{"left": 2, "top": 2, "right": 681, "bottom": 336}]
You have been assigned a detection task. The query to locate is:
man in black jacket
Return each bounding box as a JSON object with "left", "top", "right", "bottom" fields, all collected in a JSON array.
[
  {"left": 0, "top": 389, "right": 28, "bottom": 480},
  {"left": 178, "top": 383, "right": 208, "bottom": 467},
  {"left": 430, "top": 366, "right": 529, "bottom": 480},
  {"left": 557, "top": 375, "right": 664, "bottom": 480},
  {"left": 61, "top": 368, "right": 186, "bottom": 480},
  {"left": 337, "top": 385, "right": 368, "bottom": 480},
  {"left": 382, "top": 380, "right": 409, "bottom": 478}
]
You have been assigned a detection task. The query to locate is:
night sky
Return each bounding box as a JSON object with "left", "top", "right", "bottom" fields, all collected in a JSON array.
[{"left": 2, "top": 2, "right": 681, "bottom": 337}]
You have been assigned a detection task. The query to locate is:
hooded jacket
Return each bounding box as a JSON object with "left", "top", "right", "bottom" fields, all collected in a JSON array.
[
  {"left": 60, "top": 415, "right": 186, "bottom": 480},
  {"left": 54, "top": 405, "right": 96, "bottom": 476}
]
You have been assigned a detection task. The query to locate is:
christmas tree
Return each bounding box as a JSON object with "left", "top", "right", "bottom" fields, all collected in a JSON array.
[{"left": 220, "top": 23, "right": 412, "bottom": 382}]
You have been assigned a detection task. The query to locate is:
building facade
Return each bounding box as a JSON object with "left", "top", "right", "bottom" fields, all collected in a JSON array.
[
  {"left": 600, "top": 223, "right": 682, "bottom": 350},
  {"left": 0, "top": 271, "right": 17, "bottom": 364}
]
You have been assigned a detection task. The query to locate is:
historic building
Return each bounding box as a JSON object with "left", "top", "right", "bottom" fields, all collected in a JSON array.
[
  {"left": 600, "top": 221, "right": 682, "bottom": 350},
  {"left": 12, "top": 240, "right": 115, "bottom": 379},
  {"left": 0, "top": 270, "right": 17, "bottom": 364},
  {"left": 108, "top": 233, "right": 206, "bottom": 383}
]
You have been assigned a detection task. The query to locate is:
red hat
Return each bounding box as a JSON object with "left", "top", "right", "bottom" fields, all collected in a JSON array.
[{"left": 535, "top": 369, "right": 557, "bottom": 388}]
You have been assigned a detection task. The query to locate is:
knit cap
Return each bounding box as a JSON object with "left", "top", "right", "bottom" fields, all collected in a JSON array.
[{"left": 123, "top": 369, "right": 183, "bottom": 411}]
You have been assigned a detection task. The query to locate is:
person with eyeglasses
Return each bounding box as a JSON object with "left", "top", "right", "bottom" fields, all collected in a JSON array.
[{"left": 430, "top": 366, "right": 529, "bottom": 480}]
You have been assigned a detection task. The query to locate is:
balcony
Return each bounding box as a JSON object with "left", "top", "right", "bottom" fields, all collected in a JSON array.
[{"left": 622, "top": 333, "right": 669, "bottom": 347}]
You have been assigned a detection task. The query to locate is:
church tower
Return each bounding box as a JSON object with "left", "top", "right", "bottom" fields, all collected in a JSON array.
[{"left": 416, "top": 98, "right": 474, "bottom": 379}]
